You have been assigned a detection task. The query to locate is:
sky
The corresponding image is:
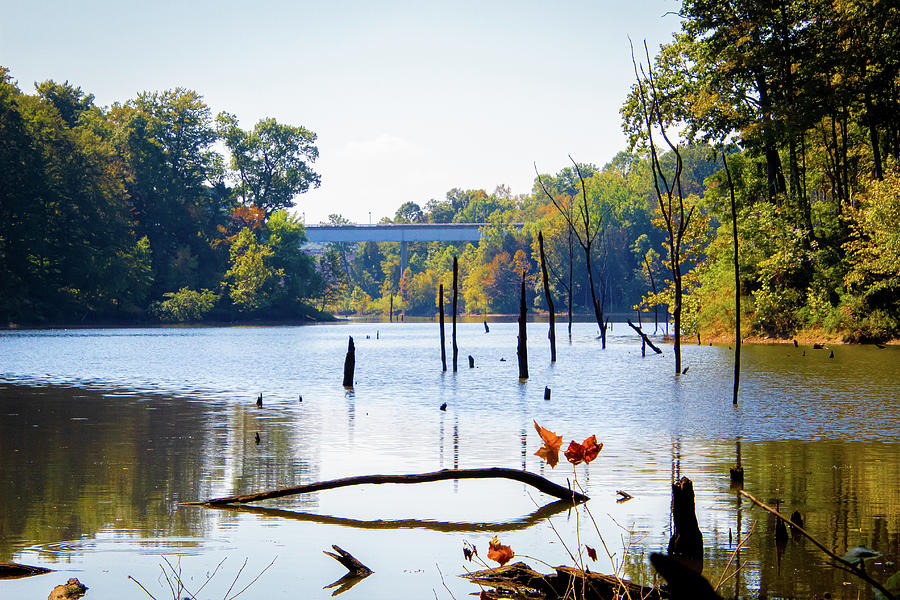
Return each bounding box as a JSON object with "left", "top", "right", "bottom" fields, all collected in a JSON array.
[{"left": 1, "top": 0, "right": 682, "bottom": 224}]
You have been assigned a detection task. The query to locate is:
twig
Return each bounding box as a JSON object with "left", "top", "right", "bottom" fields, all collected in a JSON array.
[
  {"left": 128, "top": 575, "right": 159, "bottom": 600},
  {"left": 435, "top": 563, "right": 457, "bottom": 600},
  {"left": 222, "top": 557, "right": 248, "bottom": 600},
  {"left": 226, "top": 556, "right": 277, "bottom": 600},
  {"left": 739, "top": 490, "right": 895, "bottom": 599},
  {"left": 714, "top": 520, "right": 756, "bottom": 591}
]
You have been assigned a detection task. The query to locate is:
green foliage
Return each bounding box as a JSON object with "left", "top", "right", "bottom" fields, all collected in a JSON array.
[
  {"left": 224, "top": 228, "right": 283, "bottom": 313},
  {"left": 152, "top": 287, "right": 219, "bottom": 322}
]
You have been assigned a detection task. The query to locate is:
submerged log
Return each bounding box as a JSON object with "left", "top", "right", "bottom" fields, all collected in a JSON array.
[
  {"left": 667, "top": 476, "right": 704, "bottom": 574},
  {"left": 342, "top": 336, "right": 355, "bottom": 388},
  {"left": 182, "top": 467, "right": 589, "bottom": 506},
  {"left": 324, "top": 545, "right": 372, "bottom": 576},
  {"left": 463, "top": 561, "right": 664, "bottom": 600},
  {"left": 627, "top": 320, "right": 662, "bottom": 354}
]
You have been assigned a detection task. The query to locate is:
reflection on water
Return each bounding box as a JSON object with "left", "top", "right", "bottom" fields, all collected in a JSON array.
[{"left": 0, "top": 323, "right": 898, "bottom": 599}]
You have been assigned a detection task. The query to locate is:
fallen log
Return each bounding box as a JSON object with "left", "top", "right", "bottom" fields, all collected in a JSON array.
[
  {"left": 181, "top": 467, "right": 589, "bottom": 506},
  {"left": 0, "top": 562, "right": 53, "bottom": 580},
  {"left": 324, "top": 545, "right": 372, "bottom": 576},
  {"left": 463, "top": 561, "right": 664, "bottom": 600},
  {"left": 627, "top": 320, "right": 662, "bottom": 354}
]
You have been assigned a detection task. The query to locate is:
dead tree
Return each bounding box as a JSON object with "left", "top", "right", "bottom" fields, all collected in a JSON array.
[
  {"left": 723, "top": 153, "right": 741, "bottom": 405},
  {"left": 538, "top": 231, "right": 557, "bottom": 362},
  {"left": 632, "top": 41, "right": 696, "bottom": 374},
  {"left": 452, "top": 256, "right": 459, "bottom": 372},
  {"left": 668, "top": 476, "right": 704, "bottom": 574},
  {"left": 536, "top": 160, "right": 607, "bottom": 347},
  {"left": 517, "top": 273, "right": 529, "bottom": 380},
  {"left": 342, "top": 336, "right": 355, "bottom": 388},
  {"left": 439, "top": 284, "right": 447, "bottom": 372}
]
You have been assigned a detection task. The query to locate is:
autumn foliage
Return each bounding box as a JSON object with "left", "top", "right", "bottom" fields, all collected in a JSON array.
[
  {"left": 487, "top": 536, "right": 515, "bottom": 567},
  {"left": 533, "top": 421, "right": 602, "bottom": 468}
]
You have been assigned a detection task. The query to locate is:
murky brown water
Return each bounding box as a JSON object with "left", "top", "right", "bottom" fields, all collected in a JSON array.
[{"left": 1, "top": 323, "right": 897, "bottom": 599}]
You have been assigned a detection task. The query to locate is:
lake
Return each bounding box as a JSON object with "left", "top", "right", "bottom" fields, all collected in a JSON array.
[{"left": 1, "top": 321, "right": 898, "bottom": 599}]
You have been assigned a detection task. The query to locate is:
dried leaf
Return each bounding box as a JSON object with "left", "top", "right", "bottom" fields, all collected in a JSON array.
[
  {"left": 565, "top": 435, "right": 602, "bottom": 465},
  {"left": 487, "top": 536, "right": 515, "bottom": 567},
  {"left": 586, "top": 545, "right": 598, "bottom": 561},
  {"left": 464, "top": 547, "right": 473, "bottom": 561},
  {"left": 533, "top": 420, "right": 563, "bottom": 468}
]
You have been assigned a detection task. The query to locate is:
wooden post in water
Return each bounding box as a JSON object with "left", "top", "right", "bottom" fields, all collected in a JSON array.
[
  {"left": 342, "top": 336, "right": 355, "bottom": 388},
  {"left": 517, "top": 272, "right": 529, "bottom": 380},
  {"left": 668, "top": 476, "right": 704, "bottom": 574},
  {"left": 439, "top": 284, "right": 447, "bottom": 372},
  {"left": 452, "top": 256, "right": 459, "bottom": 372},
  {"left": 538, "top": 231, "right": 557, "bottom": 362}
]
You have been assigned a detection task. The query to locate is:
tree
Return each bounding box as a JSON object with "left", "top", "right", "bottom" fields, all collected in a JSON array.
[
  {"left": 217, "top": 113, "right": 320, "bottom": 215},
  {"left": 223, "top": 228, "right": 282, "bottom": 313},
  {"left": 394, "top": 201, "right": 423, "bottom": 223}
]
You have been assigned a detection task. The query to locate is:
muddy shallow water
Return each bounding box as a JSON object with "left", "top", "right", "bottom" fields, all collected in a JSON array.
[{"left": 1, "top": 322, "right": 898, "bottom": 599}]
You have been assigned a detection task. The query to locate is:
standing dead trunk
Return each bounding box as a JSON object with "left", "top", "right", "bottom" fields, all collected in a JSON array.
[
  {"left": 452, "top": 256, "right": 459, "bottom": 372},
  {"left": 723, "top": 154, "right": 741, "bottom": 405},
  {"left": 439, "top": 284, "right": 447, "bottom": 372},
  {"left": 517, "top": 273, "right": 529, "bottom": 380},
  {"left": 342, "top": 336, "right": 355, "bottom": 388},
  {"left": 538, "top": 231, "right": 557, "bottom": 362},
  {"left": 668, "top": 476, "right": 704, "bottom": 574}
]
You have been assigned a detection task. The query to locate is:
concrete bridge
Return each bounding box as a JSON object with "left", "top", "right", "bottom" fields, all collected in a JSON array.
[{"left": 304, "top": 223, "right": 523, "bottom": 272}]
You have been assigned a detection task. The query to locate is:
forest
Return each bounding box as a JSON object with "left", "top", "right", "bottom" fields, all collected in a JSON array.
[{"left": 1, "top": 0, "right": 898, "bottom": 341}]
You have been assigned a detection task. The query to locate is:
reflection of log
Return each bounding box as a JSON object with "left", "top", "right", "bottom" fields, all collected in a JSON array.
[
  {"left": 199, "top": 498, "right": 578, "bottom": 533},
  {"left": 0, "top": 562, "right": 53, "bottom": 580},
  {"left": 627, "top": 320, "right": 662, "bottom": 354},
  {"left": 182, "top": 467, "right": 588, "bottom": 506},
  {"left": 463, "top": 561, "right": 664, "bottom": 600},
  {"left": 342, "top": 336, "right": 355, "bottom": 388},
  {"left": 668, "top": 476, "right": 704, "bottom": 574}
]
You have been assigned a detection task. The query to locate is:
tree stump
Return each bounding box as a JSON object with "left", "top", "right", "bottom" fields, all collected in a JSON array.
[
  {"left": 667, "top": 476, "right": 704, "bottom": 574},
  {"left": 342, "top": 336, "right": 355, "bottom": 388}
]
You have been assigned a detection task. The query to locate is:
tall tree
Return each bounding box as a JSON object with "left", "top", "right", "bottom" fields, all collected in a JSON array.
[{"left": 217, "top": 113, "right": 320, "bottom": 216}]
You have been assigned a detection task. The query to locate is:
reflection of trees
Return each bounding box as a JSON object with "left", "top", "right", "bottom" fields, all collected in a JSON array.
[{"left": 0, "top": 384, "right": 318, "bottom": 561}]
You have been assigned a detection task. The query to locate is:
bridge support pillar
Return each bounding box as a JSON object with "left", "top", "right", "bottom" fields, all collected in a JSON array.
[{"left": 400, "top": 240, "right": 408, "bottom": 276}]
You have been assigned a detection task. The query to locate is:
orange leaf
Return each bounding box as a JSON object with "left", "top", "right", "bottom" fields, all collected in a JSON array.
[
  {"left": 565, "top": 435, "right": 602, "bottom": 465},
  {"left": 586, "top": 545, "right": 598, "bottom": 561},
  {"left": 533, "top": 420, "right": 563, "bottom": 468},
  {"left": 487, "top": 535, "right": 515, "bottom": 567}
]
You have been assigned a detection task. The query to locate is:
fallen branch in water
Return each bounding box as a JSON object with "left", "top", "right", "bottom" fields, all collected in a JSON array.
[
  {"left": 739, "top": 490, "right": 895, "bottom": 600},
  {"left": 0, "top": 562, "right": 53, "bottom": 580},
  {"left": 181, "top": 468, "right": 589, "bottom": 506},
  {"left": 627, "top": 320, "right": 662, "bottom": 354}
]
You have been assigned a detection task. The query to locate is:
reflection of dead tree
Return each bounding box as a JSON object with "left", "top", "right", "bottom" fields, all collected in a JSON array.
[
  {"left": 739, "top": 490, "right": 896, "bottom": 600},
  {"left": 536, "top": 158, "right": 608, "bottom": 347},
  {"left": 182, "top": 467, "right": 589, "bottom": 506},
  {"left": 632, "top": 41, "right": 695, "bottom": 374}
]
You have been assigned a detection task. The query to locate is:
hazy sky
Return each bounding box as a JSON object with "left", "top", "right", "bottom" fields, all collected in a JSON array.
[{"left": 1, "top": 1, "right": 681, "bottom": 224}]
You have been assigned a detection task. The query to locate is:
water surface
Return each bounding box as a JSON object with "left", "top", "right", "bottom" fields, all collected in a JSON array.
[{"left": 1, "top": 322, "right": 897, "bottom": 599}]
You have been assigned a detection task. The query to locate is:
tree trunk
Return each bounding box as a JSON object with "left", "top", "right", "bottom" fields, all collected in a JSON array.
[
  {"left": 517, "top": 273, "right": 529, "bottom": 380},
  {"left": 342, "top": 336, "right": 355, "bottom": 388},
  {"left": 452, "top": 256, "right": 458, "bottom": 372},
  {"left": 439, "top": 284, "right": 446, "bottom": 372},
  {"left": 667, "top": 476, "right": 703, "bottom": 574},
  {"left": 538, "top": 231, "right": 556, "bottom": 362}
]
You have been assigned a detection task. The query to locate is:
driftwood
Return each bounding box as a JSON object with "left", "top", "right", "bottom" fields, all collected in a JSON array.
[
  {"left": 463, "top": 561, "right": 664, "bottom": 600},
  {"left": 0, "top": 562, "right": 52, "bottom": 580},
  {"left": 48, "top": 578, "right": 88, "bottom": 600},
  {"left": 324, "top": 545, "right": 372, "bottom": 576},
  {"left": 182, "top": 467, "right": 589, "bottom": 506},
  {"left": 627, "top": 320, "right": 662, "bottom": 354},
  {"left": 342, "top": 336, "right": 355, "bottom": 388}
]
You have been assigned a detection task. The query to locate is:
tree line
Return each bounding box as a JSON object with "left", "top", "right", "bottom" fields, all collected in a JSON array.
[{"left": 0, "top": 67, "right": 325, "bottom": 324}]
